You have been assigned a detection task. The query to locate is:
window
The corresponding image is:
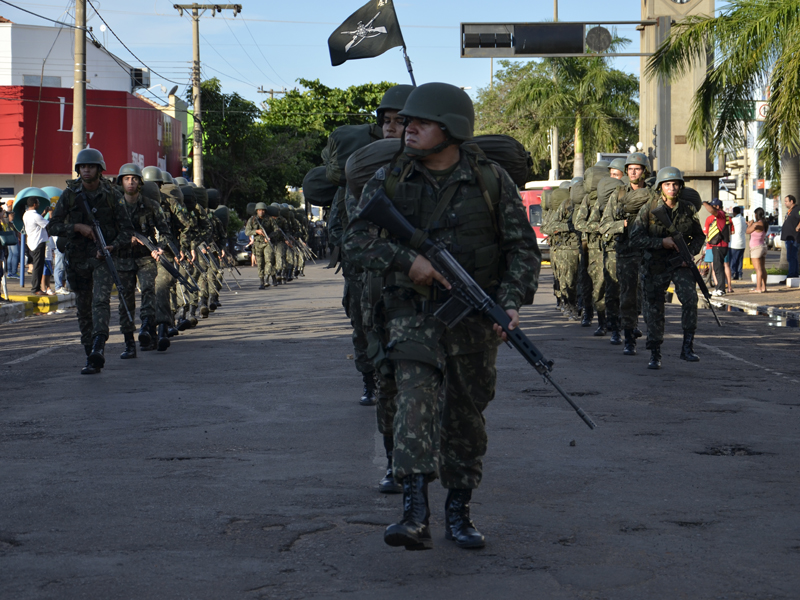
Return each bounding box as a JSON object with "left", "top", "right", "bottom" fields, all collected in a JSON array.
[
  {"left": 528, "top": 205, "right": 542, "bottom": 227},
  {"left": 23, "top": 75, "right": 62, "bottom": 87}
]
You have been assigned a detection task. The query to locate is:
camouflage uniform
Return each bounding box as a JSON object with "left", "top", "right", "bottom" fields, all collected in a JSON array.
[
  {"left": 343, "top": 149, "right": 541, "bottom": 489},
  {"left": 116, "top": 193, "right": 173, "bottom": 333},
  {"left": 154, "top": 184, "right": 195, "bottom": 319},
  {"left": 47, "top": 178, "right": 134, "bottom": 345},
  {"left": 268, "top": 212, "right": 288, "bottom": 281},
  {"left": 630, "top": 196, "right": 704, "bottom": 349},
  {"left": 245, "top": 214, "right": 275, "bottom": 282},
  {"left": 551, "top": 192, "right": 582, "bottom": 314},
  {"left": 573, "top": 169, "right": 606, "bottom": 316}
]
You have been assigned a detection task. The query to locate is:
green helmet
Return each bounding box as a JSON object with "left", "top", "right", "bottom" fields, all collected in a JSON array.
[
  {"left": 376, "top": 84, "right": 414, "bottom": 124},
  {"left": 399, "top": 82, "right": 474, "bottom": 141},
  {"left": 207, "top": 189, "right": 220, "bottom": 210},
  {"left": 74, "top": 148, "right": 106, "bottom": 172},
  {"left": 570, "top": 177, "right": 583, "bottom": 186},
  {"left": 118, "top": 163, "right": 143, "bottom": 181},
  {"left": 255, "top": 202, "right": 268, "bottom": 211},
  {"left": 267, "top": 205, "right": 280, "bottom": 217},
  {"left": 609, "top": 158, "right": 627, "bottom": 173},
  {"left": 174, "top": 177, "right": 189, "bottom": 186},
  {"left": 558, "top": 181, "right": 571, "bottom": 189},
  {"left": 270, "top": 202, "right": 280, "bottom": 208},
  {"left": 625, "top": 152, "right": 650, "bottom": 169},
  {"left": 161, "top": 170, "right": 174, "bottom": 184},
  {"left": 654, "top": 166, "right": 684, "bottom": 190},
  {"left": 280, "top": 203, "right": 290, "bottom": 209},
  {"left": 594, "top": 159, "right": 611, "bottom": 169},
  {"left": 142, "top": 166, "right": 163, "bottom": 183}
]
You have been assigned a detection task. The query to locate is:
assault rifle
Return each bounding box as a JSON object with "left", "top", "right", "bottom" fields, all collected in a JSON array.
[
  {"left": 359, "top": 189, "right": 596, "bottom": 430},
  {"left": 133, "top": 232, "right": 199, "bottom": 293},
  {"left": 165, "top": 240, "right": 201, "bottom": 288},
  {"left": 211, "top": 241, "right": 242, "bottom": 288},
  {"left": 253, "top": 217, "right": 274, "bottom": 248},
  {"left": 651, "top": 205, "right": 722, "bottom": 327},
  {"left": 198, "top": 242, "right": 221, "bottom": 270},
  {"left": 277, "top": 226, "right": 316, "bottom": 261},
  {"left": 80, "top": 196, "right": 132, "bottom": 323}
]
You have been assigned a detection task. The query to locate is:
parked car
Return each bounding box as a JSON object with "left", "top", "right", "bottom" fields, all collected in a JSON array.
[
  {"left": 234, "top": 228, "right": 252, "bottom": 265},
  {"left": 767, "top": 225, "right": 782, "bottom": 249}
]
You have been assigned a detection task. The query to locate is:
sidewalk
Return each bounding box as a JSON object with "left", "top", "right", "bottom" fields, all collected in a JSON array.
[{"left": 0, "top": 275, "right": 76, "bottom": 324}]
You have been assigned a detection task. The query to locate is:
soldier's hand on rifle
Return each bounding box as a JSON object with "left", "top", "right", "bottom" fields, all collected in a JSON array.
[
  {"left": 408, "top": 254, "right": 451, "bottom": 290},
  {"left": 255, "top": 230, "right": 264, "bottom": 237},
  {"left": 662, "top": 236, "right": 678, "bottom": 251},
  {"left": 191, "top": 249, "right": 197, "bottom": 263},
  {"left": 96, "top": 245, "right": 113, "bottom": 260},
  {"left": 74, "top": 223, "right": 94, "bottom": 239},
  {"left": 132, "top": 235, "right": 144, "bottom": 246},
  {"left": 493, "top": 309, "right": 519, "bottom": 342},
  {"left": 151, "top": 248, "right": 163, "bottom": 261}
]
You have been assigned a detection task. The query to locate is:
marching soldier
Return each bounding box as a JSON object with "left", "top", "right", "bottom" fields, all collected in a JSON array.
[
  {"left": 344, "top": 83, "right": 540, "bottom": 551},
  {"left": 46, "top": 149, "right": 134, "bottom": 374},
  {"left": 630, "top": 167, "right": 704, "bottom": 369},
  {"left": 245, "top": 202, "right": 275, "bottom": 289}
]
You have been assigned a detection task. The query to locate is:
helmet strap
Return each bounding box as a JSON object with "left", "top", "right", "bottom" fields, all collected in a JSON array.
[{"left": 404, "top": 135, "right": 459, "bottom": 158}]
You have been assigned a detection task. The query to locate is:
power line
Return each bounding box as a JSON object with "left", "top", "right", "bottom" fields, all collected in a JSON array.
[
  {"left": 201, "top": 63, "right": 260, "bottom": 89},
  {"left": 222, "top": 15, "right": 277, "bottom": 87},
  {"left": 197, "top": 29, "right": 258, "bottom": 88},
  {"left": 0, "top": 94, "right": 258, "bottom": 115},
  {"left": 0, "top": 0, "right": 79, "bottom": 28},
  {"left": 85, "top": 0, "right": 185, "bottom": 85},
  {"left": 240, "top": 17, "right": 290, "bottom": 87}
]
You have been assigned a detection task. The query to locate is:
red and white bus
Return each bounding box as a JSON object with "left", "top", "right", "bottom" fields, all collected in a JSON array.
[{"left": 519, "top": 179, "right": 569, "bottom": 263}]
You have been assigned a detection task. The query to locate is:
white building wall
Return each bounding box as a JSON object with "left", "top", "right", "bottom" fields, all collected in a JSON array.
[{"left": 0, "top": 22, "right": 133, "bottom": 92}]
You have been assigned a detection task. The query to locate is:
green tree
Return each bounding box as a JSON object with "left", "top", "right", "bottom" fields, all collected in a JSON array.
[
  {"left": 476, "top": 42, "right": 639, "bottom": 179},
  {"left": 646, "top": 0, "right": 800, "bottom": 269},
  {"left": 261, "top": 78, "right": 396, "bottom": 160},
  {"left": 190, "top": 79, "right": 314, "bottom": 219}
]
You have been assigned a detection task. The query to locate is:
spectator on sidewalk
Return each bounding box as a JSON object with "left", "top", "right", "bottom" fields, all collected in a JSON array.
[
  {"left": 52, "top": 234, "right": 67, "bottom": 293},
  {"left": 42, "top": 236, "right": 55, "bottom": 295},
  {"left": 729, "top": 206, "right": 746, "bottom": 280},
  {"left": 22, "top": 197, "right": 49, "bottom": 295},
  {"left": 781, "top": 194, "right": 800, "bottom": 278},
  {"left": 3, "top": 199, "right": 19, "bottom": 278},
  {"left": 747, "top": 207, "right": 769, "bottom": 293},
  {"left": 703, "top": 199, "right": 734, "bottom": 296}
]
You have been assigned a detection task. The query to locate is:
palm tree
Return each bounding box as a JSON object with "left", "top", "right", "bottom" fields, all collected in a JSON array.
[
  {"left": 503, "top": 43, "right": 639, "bottom": 178},
  {"left": 646, "top": 0, "right": 800, "bottom": 268}
]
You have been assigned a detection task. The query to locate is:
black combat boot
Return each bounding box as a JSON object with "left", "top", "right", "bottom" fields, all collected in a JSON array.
[
  {"left": 679, "top": 331, "right": 700, "bottom": 362},
  {"left": 609, "top": 315, "right": 622, "bottom": 345},
  {"left": 384, "top": 474, "right": 433, "bottom": 551},
  {"left": 360, "top": 371, "right": 377, "bottom": 406},
  {"left": 445, "top": 489, "right": 485, "bottom": 549},
  {"left": 188, "top": 305, "right": 199, "bottom": 327},
  {"left": 263, "top": 276, "right": 271, "bottom": 288},
  {"left": 199, "top": 297, "right": 210, "bottom": 318},
  {"left": 81, "top": 344, "right": 100, "bottom": 375},
  {"left": 138, "top": 317, "right": 152, "bottom": 348},
  {"left": 120, "top": 332, "right": 137, "bottom": 359},
  {"left": 176, "top": 307, "right": 190, "bottom": 331},
  {"left": 593, "top": 310, "right": 607, "bottom": 336},
  {"left": 623, "top": 329, "right": 637, "bottom": 356},
  {"left": 88, "top": 335, "right": 106, "bottom": 371},
  {"left": 271, "top": 274, "right": 278, "bottom": 286},
  {"left": 167, "top": 321, "right": 179, "bottom": 337},
  {"left": 647, "top": 344, "right": 662, "bottom": 370},
  {"left": 209, "top": 294, "right": 218, "bottom": 311},
  {"left": 581, "top": 304, "right": 593, "bottom": 327},
  {"left": 259, "top": 278, "right": 266, "bottom": 290},
  {"left": 566, "top": 304, "right": 581, "bottom": 321},
  {"left": 157, "top": 323, "right": 170, "bottom": 352},
  {"left": 285, "top": 268, "right": 293, "bottom": 282},
  {"left": 379, "top": 436, "right": 402, "bottom": 494},
  {"left": 633, "top": 326, "right": 643, "bottom": 339}
]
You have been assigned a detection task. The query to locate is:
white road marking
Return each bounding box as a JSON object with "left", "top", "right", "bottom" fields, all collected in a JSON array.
[{"left": 4, "top": 345, "right": 64, "bottom": 365}]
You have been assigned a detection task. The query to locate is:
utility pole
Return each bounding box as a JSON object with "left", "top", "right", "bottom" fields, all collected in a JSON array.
[
  {"left": 550, "top": 0, "right": 559, "bottom": 181},
  {"left": 72, "top": 0, "right": 87, "bottom": 169},
  {"left": 174, "top": 4, "right": 242, "bottom": 186},
  {"left": 257, "top": 86, "right": 288, "bottom": 100}
]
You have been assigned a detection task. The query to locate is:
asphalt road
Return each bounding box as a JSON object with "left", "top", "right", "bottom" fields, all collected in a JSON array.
[{"left": 1, "top": 262, "right": 798, "bottom": 599}]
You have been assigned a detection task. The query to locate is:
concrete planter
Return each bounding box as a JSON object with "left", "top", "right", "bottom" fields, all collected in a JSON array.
[{"left": 751, "top": 274, "right": 787, "bottom": 285}]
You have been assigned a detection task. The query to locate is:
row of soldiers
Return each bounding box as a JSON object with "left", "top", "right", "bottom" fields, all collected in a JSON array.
[
  {"left": 244, "top": 202, "right": 313, "bottom": 289},
  {"left": 543, "top": 154, "right": 706, "bottom": 368},
  {"left": 47, "top": 148, "right": 236, "bottom": 373}
]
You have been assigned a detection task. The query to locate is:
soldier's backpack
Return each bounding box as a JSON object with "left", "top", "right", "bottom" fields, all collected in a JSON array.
[
  {"left": 470, "top": 134, "right": 534, "bottom": 187},
  {"left": 324, "top": 123, "right": 383, "bottom": 187},
  {"left": 303, "top": 165, "right": 339, "bottom": 207},
  {"left": 621, "top": 187, "right": 656, "bottom": 218},
  {"left": 593, "top": 176, "right": 626, "bottom": 221},
  {"left": 680, "top": 186, "right": 703, "bottom": 211}
]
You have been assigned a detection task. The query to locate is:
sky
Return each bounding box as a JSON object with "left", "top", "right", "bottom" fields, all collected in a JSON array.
[{"left": 6, "top": 0, "right": 649, "bottom": 107}]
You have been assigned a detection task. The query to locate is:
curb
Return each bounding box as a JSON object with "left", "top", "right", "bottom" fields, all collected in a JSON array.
[
  {"left": 710, "top": 296, "right": 800, "bottom": 321},
  {"left": 0, "top": 292, "right": 76, "bottom": 325}
]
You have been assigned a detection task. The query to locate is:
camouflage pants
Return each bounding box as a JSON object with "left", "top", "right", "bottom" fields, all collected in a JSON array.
[
  {"left": 155, "top": 262, "right": 175, "bottom": 325},
  {"left": 578, "top": 241, "right": 593, "bottom": 309},
  {"left": 253, "top": 241, "right": 271, "bottom": 280},
  {"left": 387, "top": 310, "right": 499, "bottom": 489},
  {"left": 118, "top": 256, "right": 157, "bottom": 334},
  {"left": 361, "top": 273, "right": 396, "bottom": 435},
  {"left": 617, "top": 251, "right": 643, "bottom": 330},
  {"left": 343, "top": 273, "right": 371, "bottom": 374},
  {"left": 66, "top": 257, "right": 114, "bottom": 345},
  {"left": 554, "top": 244, "right": 580, "bottom": 307},
  {"left": 642, "top": 265, "right": 697, "bottom": 349},
  {"left": 273, "top": 242, "right": 287, "bottom": 275},
  {"left": 603, "top": 245, "right": 619, "bottom": 324},
  {"left": 587, "top": 242, "right": 606, "bottom": 312}
]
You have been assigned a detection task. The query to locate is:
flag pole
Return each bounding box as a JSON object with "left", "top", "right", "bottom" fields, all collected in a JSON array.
[{"left": 402, "top": 46, "right": 416, "bottom": 87}]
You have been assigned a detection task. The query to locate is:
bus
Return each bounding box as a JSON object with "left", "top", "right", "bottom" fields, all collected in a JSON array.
[{"left": 520, "top": 179, "right": 569, "bottom": 263}]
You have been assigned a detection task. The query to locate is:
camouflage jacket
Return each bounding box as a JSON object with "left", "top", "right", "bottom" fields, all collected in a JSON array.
[
  {"left": 245, "top": 214, "right": 274, "bottom": 247},
  {"left": 629, "top": 195, "right": 705, "bottom": 272},
  {"left": 158, "top": 184, "right": 195, "bottom": 254},
  {"left": 120, "top": 193, "right": 173, "bottom": 260},
  {"left": 599, "top": 184, "right": 658, "bottom": 255},
  {"left": 47, "top": 177, "right": 133, "bottom": 262},
  {"left": 343, "top": 149, "right": 541, "bottom": 312}
]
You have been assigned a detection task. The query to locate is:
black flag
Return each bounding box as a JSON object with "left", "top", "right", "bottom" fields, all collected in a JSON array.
[{"left": 328, "top": 0, "right": 405, "bottom": 67}]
